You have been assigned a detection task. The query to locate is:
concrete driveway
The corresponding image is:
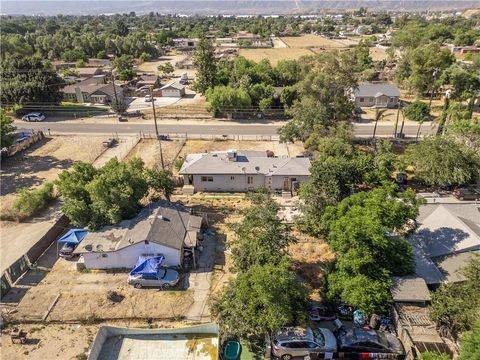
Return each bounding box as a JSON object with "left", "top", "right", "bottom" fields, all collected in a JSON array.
[{"left": 127, "top": 97, "right": 180, "bottom": 112}]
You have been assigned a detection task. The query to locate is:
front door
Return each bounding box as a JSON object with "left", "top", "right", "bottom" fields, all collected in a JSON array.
[{"left": 283, "top": 177, "right": 289, "bottom": 190}]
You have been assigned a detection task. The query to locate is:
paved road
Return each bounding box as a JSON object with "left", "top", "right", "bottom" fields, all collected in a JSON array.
[{"left": 15, "top": 120, "right": 437, "bottom": 138}]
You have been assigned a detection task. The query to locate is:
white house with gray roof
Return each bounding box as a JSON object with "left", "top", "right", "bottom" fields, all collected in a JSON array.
[
  {"left": 74, "top": 201, "right": 202, "bottom": 269},
  {"left": 352, "top": 82, "right": 400, "bottom": 108},
  {"left": 179, "top": 150, "right": 311, "bottom": 193},
  {"left": 160, "top": 82, "right": 186, "bottom": 97}
]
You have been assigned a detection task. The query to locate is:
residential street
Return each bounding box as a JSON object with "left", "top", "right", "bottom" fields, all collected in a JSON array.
[{"left": 15, "top": 120, "right": 437, "bottom": 139}]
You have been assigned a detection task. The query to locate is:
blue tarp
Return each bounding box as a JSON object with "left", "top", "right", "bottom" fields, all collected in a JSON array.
[
  {"left": 130, "top": 256, "right": 165, "bottom": 276},
  {"left": 58, "top": 229, "right": 88, "bottom": 245}
]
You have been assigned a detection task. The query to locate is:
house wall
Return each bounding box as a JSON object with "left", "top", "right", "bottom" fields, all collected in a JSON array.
[
  {"left": 82, "top": 242, "right": 181, "bottom": 270},
  {"left": 191, "top": 174, "right": 265, "bottom": 192},
  {"left": 162, "top": 88, "right": 184, "bottom": 97},
  {"left": 269, "top": 175, "right": 310, "bottom": 191},
  {"left": 355, "top": 95, "right": 398, "bottom": 108}
]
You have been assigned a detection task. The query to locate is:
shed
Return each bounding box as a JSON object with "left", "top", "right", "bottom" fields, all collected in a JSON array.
[{"left": 391, "top": 276, "right": 431, "bottom": 304}]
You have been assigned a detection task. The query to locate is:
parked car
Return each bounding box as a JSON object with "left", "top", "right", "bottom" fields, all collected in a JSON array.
[
  {"left": 21, "top": 112, "right": 45, "bottom": 122},
  {"left": 337, "top": 328, "right": 404, "bottom": 356},
  {"left": 453, "top": 187, "right": 480, "bottom": 201},
  {"left": 144, "top": 95, "right": 153, "bottom": 102},
  {"left": 271, "top": 327, "right": 337, "bottom": 360},
  {"left": 127, "top": 268, "right": 179, "bottom": 289},
  {"left": 308, "top": 305, "right": 336, "bottom": 321},
  {"left": 58, "top": 242, "right": 77, "bottom": 259}
]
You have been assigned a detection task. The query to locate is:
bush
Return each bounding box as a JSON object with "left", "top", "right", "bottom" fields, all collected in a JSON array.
[
  {"left": 404, "top": 101, "right": 430, "bottom": 122},
  {"left": 13, "top": 182, "right": 55, "bottom": 218},
  {"left": 174, "top": 157, "right": 184, "bottom": 171}
]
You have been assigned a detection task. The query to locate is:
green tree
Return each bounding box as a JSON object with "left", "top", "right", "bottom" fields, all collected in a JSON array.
[
  {"left": 96, "top": 50, "right": 108, "bottom": 59},
  {"left": 210, "top": 261, "right": 309, "bottom": 338},
  {"left": 0, "top": 110, "right": 16, "bottom": 148},
  {"left": 0, "top": 55, "right": 65, "bottom": 105},
  {"left": 139, "top": 52, "right": 152, "bottom": 62},
  {"left": 157, "top": 62, "right": 174, "bottom": 77},
  {"left": 229, "top": 193, "right": 296, "bottom": 272},
  {"left": 193, "top": 36, "right": 217, "bottom": 94},
  {"left": 459, "top": 320, "right": 480, "bottom": 360},
  {"left": 406, "top": 136, "right": 480, "bottom": 186},
  {"left": 113, "top": 54, "right": 134, "bottom": 80},
  {"left": 13, "top": 182, "right": 55, "bottom": 218},
  {"left": 145, "top": 168, "right": 174, "bottom": 201},
  {"left": 430, "top": 255, "right": 480, "bottom": 340},
  {"left": 418, "top": 352, "right": 451, "bottom": 360},
  {"left": 404, "top": 101, "right": 430, "bottom": 122},
  {"left": 110, "top": 96, "right": 128, "bottom": 114},
  {"left": 205, "top": 85, "right": 251, "bottom": 113}
]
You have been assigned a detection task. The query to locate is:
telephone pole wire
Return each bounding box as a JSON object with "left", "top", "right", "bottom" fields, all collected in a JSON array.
[{"left": 150, "top": 87, "right": 165, "bottom": 170}]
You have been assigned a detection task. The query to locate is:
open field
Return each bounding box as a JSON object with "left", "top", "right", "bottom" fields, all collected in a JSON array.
[
  {"left": 137, "top": 52, "right": 196, "bottom": 79},
  {"left": 125, "top": 138, "right": 185, "bottom": 169},
  {"left": 280, "top": 34, "right": 357, "bottom": 49},
  {"left": 238, "top": 48, "right": 314, "bottom": 65},
  {"left": 0, "top": 136, "right": 105, "bottom": 216}
]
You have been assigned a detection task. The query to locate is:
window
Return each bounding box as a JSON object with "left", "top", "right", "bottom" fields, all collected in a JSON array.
[
  {"left": 101, "top": 253, "right": 108, "bottom": 258},
  {"left": 389, "top": 97, "right": 395, "bottom": 103},
  {"left": 247, "top": 176, "right": 254, "bottom": 184},
  {"left": 145, "top": 240, "right": 149, "bottom": 245},
  {"left": 201, "top": 176, "right": 213, "bottom": 182},
  {"left": 230, "top": 176, "right": 235, "bottom": 180},
  {"left": 359, "top": 97, "right": 364, "bottom": 103}
]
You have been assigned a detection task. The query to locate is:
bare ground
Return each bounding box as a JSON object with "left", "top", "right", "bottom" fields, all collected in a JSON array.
[
  {"left": 238, "top": 48, "right": 314, "bottom": 65},
  {"left": 179, "top": 140, "right": 290, "bottom": 158},
  {"left": 280, "top": 34, "right": 357, "bottom": 49},
  {"left": 125, "top": 138, "right": 185, "bottom": 169}
]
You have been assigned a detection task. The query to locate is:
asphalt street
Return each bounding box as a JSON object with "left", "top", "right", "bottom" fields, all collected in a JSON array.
[{"left": 15, "top": 120, "right": 437, "bottom": 138}]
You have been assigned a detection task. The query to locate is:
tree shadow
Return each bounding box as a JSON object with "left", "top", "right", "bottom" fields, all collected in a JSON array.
[{"left": 414, "top": 227, "right": 471, "bottom": 257}]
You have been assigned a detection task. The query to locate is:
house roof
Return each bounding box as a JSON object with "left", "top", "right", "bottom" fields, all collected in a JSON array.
[
  {"left": 63, "top": 82, "right": 122, "bottom": 97},
  {"left": 409, "top": 203, "right": 480, "bottom": 285},
  {"left": 74, "top": 201, "right": 202, "bottom": 254},
  {"left": 354, "top": 83, "right": 400, "bottom": 98},
  {"left": 75, "top": 67, "right": 102, "bottom": 76},
  {"left": 179, "top": 150, "right": 311, "bottom": 176},
  {"left": 161, "top": 82, "right": 186, "bottom": 91},
  {"left": 137, "top": 74, "right": 159, "bottom": 84},
  {"left": 391, "top": 276, "right": 431, "bottom": 303}
]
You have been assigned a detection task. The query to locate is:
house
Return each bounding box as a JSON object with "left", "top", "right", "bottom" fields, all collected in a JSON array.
[
  {"left": 63, "top": 80, "right": 124, "bottom": 104},
  {"left": 73, "top": 201, "right": 203, "bottom": 269},
  {"left": 452, "top": 46, "right": 480, "bottom": 55},
  {"left": 352, "top": 82, "right": 400, "bottom": 108},
  {"left": 408, "top": 203, "right": 480, "bottom": 288},
  {"left": 235, "top": 31, "right": 259, "bottom": 42},
  {"left": 160, "top": 82, "right": 186, "bottom": 97},
  {"left": 173, "top": 38, "right": 198, "bottom": 51},
  {"left": 136, "top": 74, "right": 161, "bottom": 89},
  {"left": 179, "top": 150, "right": 311, "bottom": 193},
  {"left": 75, "top": 67, "right": 103, "bottom": 78}
]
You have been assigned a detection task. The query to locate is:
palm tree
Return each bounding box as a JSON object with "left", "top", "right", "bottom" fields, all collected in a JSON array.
[{"left": 372, "top": 108, "right": 388, "bottom": 142}]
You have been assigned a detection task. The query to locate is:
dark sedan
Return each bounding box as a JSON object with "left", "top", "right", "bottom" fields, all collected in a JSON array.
[{"left": 337, "top": 328, "right": 405, "bottom": 357}]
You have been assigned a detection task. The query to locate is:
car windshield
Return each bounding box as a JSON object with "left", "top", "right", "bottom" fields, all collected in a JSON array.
[
  {"left": 312, "top": 329, "right": 325, "bottom": 346},
  {"left": 158, "top": 268, "right": 167, "bottom": 279}
]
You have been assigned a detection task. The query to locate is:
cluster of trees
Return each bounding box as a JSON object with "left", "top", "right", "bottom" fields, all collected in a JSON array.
[
  {"left": 210, "top": 192, "right": 309, "bottom": 339},
  {"left": 56, "top": 158, "right": 173, "bottom": 230},
  {"left": 0, "top": 110, "right": 15, "bottom": 148}
]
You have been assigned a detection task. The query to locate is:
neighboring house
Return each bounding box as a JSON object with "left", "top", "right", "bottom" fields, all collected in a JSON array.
[
  {"left": 173, "top": 38, "right": 198, "bottom": 51},
  {"left": 63, "top": 79, "right": 124, "bottom": 104},
  {"left": 160, "top": 82, "right": 186, "bottom": 97},
  {"left": 136, "top": 74, "right": 161, "bottom": 89},
  {"left": 408, "top": 203, "right": 480, "bottom": 288},
  {"left": 87, "top": 58, "right": 113, "bottom": 68},
  {"left": 352, "top": 82, "right": 400, "bottom": 108},
  {"left": 179, "top": 150, "right": 311, "bottom": 193},
  {"left": 236, "top": 31, "right": 259, "bottom": 41},
  {"left": 74, "top": 201, "right": 202, "bottom": 269},
  {"left": 452, "top": 46, "right": 480, "bottom": 55},
  {"left": 75, "top": 67, "right": 103, "bottom": 78}
]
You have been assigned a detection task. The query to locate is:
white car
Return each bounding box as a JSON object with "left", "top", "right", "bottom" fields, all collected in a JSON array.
[
  {"left": 22, "top": 112, "right": 46, "bottom": 122},
  {"left": 144, "top": 95, "right": 153, "bottom": 102}
]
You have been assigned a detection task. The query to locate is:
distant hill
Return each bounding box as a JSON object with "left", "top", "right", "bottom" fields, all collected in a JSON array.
[{"left": 2, "top": 0, "right": 480, "bottom": 16}]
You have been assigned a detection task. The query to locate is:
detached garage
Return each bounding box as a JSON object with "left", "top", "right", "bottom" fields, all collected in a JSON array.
[
  {"left": 73, "top": 201, "right": 202, "bottom": 269},
  {"left": 160, "top": 82, "right": 186, "bottom": 97}
]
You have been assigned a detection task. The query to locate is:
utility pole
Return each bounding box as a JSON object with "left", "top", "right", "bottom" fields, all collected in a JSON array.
[
  {"left": 111, "top": 71, "right": 119, "bottom": 107},
  {"left": 393, "top": 102, "right": 401, "bottom": 138},
  {"left": 150, "top": 87, "right": 165, "bottom": 170}
]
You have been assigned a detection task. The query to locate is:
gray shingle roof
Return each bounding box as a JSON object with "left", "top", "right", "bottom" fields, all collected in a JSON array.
[
  {"left": 179, "top": 151, "right": 311, "bottom": 176},
  {"left": 354, "top": 83, "right": 400, "bottom": 97},
  {"left": 74, "top": 201, "right": 202, "bottom": 254},
  {"left": 391, "top": 276, "right": 431, "bottom": 303},
  {"left": 161, "top": 82, "right": 186, "bottom": 90}
]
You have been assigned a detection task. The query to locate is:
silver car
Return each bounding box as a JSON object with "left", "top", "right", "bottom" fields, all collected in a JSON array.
[
  {"left": 127, "top": 268, "right": 179, "bottom": 289},
  {"left": 271, "top": 327, "right": 337, "bottom": 360}
]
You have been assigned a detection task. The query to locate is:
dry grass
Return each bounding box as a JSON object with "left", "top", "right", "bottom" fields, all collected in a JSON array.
[
  {"left": 238, "top": 48, "right": 314, "bottom": 65},
  {"left": 281, "top": 34, "right": 357, "bottom": 49},
  {"left": 369, "top": 47, "right": 389, "bottom": 61},
  {"left": 125, "top": 139, "right": 185, "bottom": 169},
  {"left": 137, "top": 52, "right": 196, "bottom": 79},
  {"left": 180, "top": 140, "right": 289, "bottom": 157}
]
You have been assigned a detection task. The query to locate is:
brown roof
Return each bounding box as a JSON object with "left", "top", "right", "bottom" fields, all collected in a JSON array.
[{"left": 63, "top": 82, "right": 122, "bottom": 97}]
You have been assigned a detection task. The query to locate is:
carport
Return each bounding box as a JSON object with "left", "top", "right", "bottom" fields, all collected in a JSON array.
[{"left": 57, "top": 229, "right": 88, "bottom": 256}]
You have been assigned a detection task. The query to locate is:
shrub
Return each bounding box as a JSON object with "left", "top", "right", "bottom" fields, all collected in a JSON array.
[
  {"left": 13, "top": 182, "right": 55, "bottom": 218},
  {"left": 174, "top": 157, "right": 184, "bottom": 171}
]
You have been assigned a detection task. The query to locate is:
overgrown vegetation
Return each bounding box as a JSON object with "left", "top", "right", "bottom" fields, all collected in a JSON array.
[
  {"left": 0, "top": 109, "right": 15, "bottom": 148},
  {"left": 12, "top": 182, "right": 55, "bottom": 218}
]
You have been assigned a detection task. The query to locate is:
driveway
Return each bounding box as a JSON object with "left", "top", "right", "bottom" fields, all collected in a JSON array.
[{"left": 127, "top": 97, "right": 180, "bottom": 112}]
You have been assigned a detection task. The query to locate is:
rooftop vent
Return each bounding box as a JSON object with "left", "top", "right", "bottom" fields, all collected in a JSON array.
[
  {"left": 226, "top": 149, "right": 237, "bottom": 162},
  {"left": 255, "top": 166, "right": 260, "bottom": 171}
]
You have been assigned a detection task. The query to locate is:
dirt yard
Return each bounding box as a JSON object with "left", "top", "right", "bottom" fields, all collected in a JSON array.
[
  {"left": 137, "top": 52, "right": 196, "bottom": 79},
  {"left": 7, "top": 250, "right": 193, "bottom": 322},
  {"left": 0, "top": 136, "right": 105, "bottom": 215},
  {"left": 280, "top": 34, "right": 357, "bottom": 49},
  {"left": 0, "top": 320, "right": 195, "bottom": 360},
  {"left": 369, "top": 47, "right": 389, "bottom": 61},
  {"left": 180, "top": 140, "right": 290, "bottom": 158},
  {"left": 238, "top": 48, "right": 314, "bottom": 65},
  {"left": 125, "top": 138, "right": 186, "bottom": 169}
]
